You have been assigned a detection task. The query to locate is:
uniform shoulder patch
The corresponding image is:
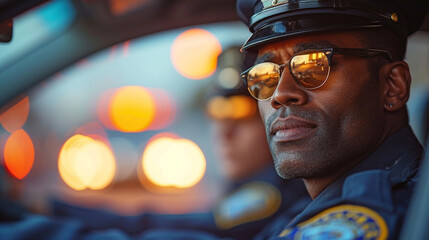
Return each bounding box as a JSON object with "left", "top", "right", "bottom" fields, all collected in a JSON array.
[
  {"left": 214, "top": 181, "right": 281, "bottom": 229},
  {"left": 278, "top": 204, "right": 388, "bottom": 240}
]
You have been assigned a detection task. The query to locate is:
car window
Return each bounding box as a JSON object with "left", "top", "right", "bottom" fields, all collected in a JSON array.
[{"left": 0, "top": 15, "right": 252, "bottom": 214}]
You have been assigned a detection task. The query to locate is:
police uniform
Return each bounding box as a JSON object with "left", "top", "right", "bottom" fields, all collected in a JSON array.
[
  {"left": 253, "top": 126, "right": 423, "bottom": 240},
  {"left": 52, "top": 166, "right": 310, "bottom": 240},
  {"left": 236, "top": 0, "right": 428, "bottom": 239}
]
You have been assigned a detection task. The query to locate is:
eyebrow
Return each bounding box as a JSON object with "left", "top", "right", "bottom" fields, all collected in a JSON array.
[
  {"left": 293, "top": 41, "right": 340, "bottom": 52},
  {"left": 255, "top": 52, "right": 276, "bottom": 64},
  {"left": 254, "top": 40, "right": 340, "bottom": 64}
]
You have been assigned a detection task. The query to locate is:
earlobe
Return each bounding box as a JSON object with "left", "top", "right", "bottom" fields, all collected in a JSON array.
[{"left": 382, "top": 61, "right": 411, "bottom": 111}]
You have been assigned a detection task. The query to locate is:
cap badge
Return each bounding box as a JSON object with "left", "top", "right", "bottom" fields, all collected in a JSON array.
[
  {"left": 390, "top": 13, "right": 399, "bottom": 22},
  {"left": 261, "top": 0, "right": 289, "bottom": 9}
]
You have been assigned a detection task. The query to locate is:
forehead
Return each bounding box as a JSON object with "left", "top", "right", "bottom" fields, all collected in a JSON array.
[{"left": 255, "top": 31, "right": 363, "bottom": 62}]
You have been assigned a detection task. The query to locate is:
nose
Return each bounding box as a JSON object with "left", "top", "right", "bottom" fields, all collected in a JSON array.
[
  {"left": 216, "top": 120, "right": 236, "bottom": 141},
  {"left": 270, "top": 70, "right": 309, "bottom": 108}
]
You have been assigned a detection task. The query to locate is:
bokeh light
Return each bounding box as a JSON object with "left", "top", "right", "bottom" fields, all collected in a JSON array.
[
  {"left": 58, "top": 134, "right": 116, "bottom": 191},
  {"left": 229, "top": 96, "right": 257, "bottom": 119},
  {"left": 109, "top": 86, "right": 156, "bottom": 132},
  {"left": 142, "top": 135, "right": 206, "bottom": 188},
  {"left": 207, "top": 95, "right": 257, "bottom": 120},
  {"left": 218, "top": 67, "right": 241, "bottom": 89},
  {"left": 171, "top": 28, "right": 222, "bottom": 79},
  {"left": 206, "top": 96, "right": 233, "bottom": 120},
  {"left": 0, "top": 97, "right": 30, "bottom": 133},
  {"left": 98, "top": 87, "right": 175, "bottom": 132},
  {"left": 4, "top": 129, "right": 34, "bottom": 179}
]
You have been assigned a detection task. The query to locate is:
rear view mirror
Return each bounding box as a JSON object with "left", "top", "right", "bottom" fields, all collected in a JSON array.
[{"left": 0, "top": 19, "right": 12, "bottom": 42}]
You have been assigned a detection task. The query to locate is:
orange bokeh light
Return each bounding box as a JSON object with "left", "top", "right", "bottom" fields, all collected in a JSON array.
[
  {"left": 142, "top": 136, "right": 206, "bottom": 188},
  {"left": 58, "top": 134, "right": 116, "bottom": 191},
  {"left": 98, "top": 87, "right": 176, "bottom": 132},
  {"left": 109, "top": 86, "right": 156, "bottom": 132},
  {"left": 4, "top": 129, "right": 35, "bottom": 179},
  {"left": 0, "top": 97, "right": 30, "bottom": 133},
  {"left": 229, "top": 96, "right": 257, "bottom": 119},
  {"left": 207, "top": 95, "right": 257, "bottom": 120},
  {"left": 171, "top": 28, "right": 222, "bottom": 80}
]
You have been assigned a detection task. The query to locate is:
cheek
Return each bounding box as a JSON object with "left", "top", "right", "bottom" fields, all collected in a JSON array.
[
  {"left": 317, "top": 73, "right": 383, "bottom": 140},
  {"left": 258, "top": 101, "right": 272, "bottom": 125}
]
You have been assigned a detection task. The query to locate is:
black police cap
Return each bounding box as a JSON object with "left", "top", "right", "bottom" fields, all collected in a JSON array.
[
  {"left": 237, "top": 0, "right": 429, "bottom": 51},
  {"left": 206, "top": 46, "right": 257, "bottom": 98}
]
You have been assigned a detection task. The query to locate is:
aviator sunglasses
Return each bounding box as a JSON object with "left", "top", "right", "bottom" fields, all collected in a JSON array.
[{"left": 241, "top": 48, "right": 392, "bottom": 100}]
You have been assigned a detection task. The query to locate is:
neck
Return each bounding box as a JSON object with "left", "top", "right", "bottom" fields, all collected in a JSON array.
[
  {"left": 303, "top": 173, "right": 343, "bottom": 199},
  {"left": 303, "top": 118, "right": 408, "bottom": 200}
]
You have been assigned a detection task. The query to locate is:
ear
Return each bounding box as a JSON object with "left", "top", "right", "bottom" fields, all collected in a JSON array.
[{"left": 381, "top": 61, "right": 411, "bottom": 111}]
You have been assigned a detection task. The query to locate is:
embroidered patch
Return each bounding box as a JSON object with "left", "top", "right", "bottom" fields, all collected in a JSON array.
[
  {"left": 278, "top": 204, "right": 388, "bottom": 240},
  {"left": 214, "top": 181, "right": 281, "bottom": 229}
]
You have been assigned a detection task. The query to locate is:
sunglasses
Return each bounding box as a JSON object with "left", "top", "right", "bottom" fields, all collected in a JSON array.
[{"left": 241, "top": 48, "right": 392, "bottom": 100}]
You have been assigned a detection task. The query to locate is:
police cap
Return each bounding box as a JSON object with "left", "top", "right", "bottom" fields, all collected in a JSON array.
[
  {"left": 207, "top": 46, "right": 256, "bottom": 98},
  {"left": 205, "top": 47, "right": 258, "bottom": 120},
  {"left": 237, "top": 0, "right": 429, "bottom": 51}
]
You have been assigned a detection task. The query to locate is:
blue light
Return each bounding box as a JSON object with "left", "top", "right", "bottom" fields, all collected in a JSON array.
[
  {"left": 38, "top": 0, "right": 75, "bottom": 32},
  {"left": 0, "top": 0, "right": 76, "bottom": 71}
]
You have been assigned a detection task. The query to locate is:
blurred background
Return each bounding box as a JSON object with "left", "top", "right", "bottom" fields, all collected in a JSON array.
[{"left": 0, "top": 0, "right": 428, "bottom": 217}]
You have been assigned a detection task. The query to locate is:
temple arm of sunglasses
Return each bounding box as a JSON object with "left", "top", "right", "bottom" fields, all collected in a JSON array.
[
  {"left": 241, "top": 68, "right": 251, "bottom": 85},
  {"left": 332, "top": 48, "right": 393, "bottom": 62}
]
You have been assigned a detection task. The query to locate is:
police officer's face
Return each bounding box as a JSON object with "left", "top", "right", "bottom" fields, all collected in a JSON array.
[
  {"left": 212, "top": 113, "right": 272, "bottom": 181},
  {"left": 257, "top": 32, "right": 387, "bottom": 179}
]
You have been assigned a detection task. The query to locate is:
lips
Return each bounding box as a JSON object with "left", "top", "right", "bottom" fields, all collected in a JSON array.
[{"left": 270, "top": 116, "right": 317, "bottom": 142}]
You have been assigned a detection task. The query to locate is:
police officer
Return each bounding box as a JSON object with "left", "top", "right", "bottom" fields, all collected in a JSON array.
[
  {"left": 236, "top": 0, "right": 428, "bottom": 239},
  {"left": 51, "top": 46, "right": 310, "bottom": 240}
]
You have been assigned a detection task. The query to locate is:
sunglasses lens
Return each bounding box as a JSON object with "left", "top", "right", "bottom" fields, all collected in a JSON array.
[
  {"left": 290, "top": 51, "right": 330, "bottom": 89},
  {"left": 247, "top": 62, "right": 280, "bottom": 100}
]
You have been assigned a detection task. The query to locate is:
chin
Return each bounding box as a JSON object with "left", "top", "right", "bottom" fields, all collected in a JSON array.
[
  {"left": 274, "top": 158, "right": 303, "bottom": 179},
  {"left": 274, "top": 154, "right": 336, "bottom": 180}
]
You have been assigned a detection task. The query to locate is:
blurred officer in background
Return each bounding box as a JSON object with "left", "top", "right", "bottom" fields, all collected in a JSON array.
[
  {"left": 50, "top": 46, "right": 310, "bottom": 240},
  {"left": 207, "top": 47, "right": 274, "bottom": 185},
  {"left": 236, "top": 0, "right": 428, "bottom": 239}
]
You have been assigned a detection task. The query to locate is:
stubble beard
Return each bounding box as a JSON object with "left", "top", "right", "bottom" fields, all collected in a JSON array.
[
  {"left": 271, "top": 144, "right": 343, "bottom": 180},
  {"left": 267, "top": 126, "right": 353, "bottom": 180}
]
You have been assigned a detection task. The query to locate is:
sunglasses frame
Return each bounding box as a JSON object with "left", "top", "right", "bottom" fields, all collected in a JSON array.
[{"left": 241, "top": 48, "right": 393, "bottom": 100}]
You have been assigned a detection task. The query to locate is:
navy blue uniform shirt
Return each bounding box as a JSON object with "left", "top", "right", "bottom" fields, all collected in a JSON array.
[{"left": 256, "top": 126, "right": 423, "bottom": 240}]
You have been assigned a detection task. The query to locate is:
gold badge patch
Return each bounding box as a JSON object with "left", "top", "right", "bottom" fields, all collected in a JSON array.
[
  {"left": 278, "top": 204, "right": 388, "bottom": 240},
  {"left": 214, "top": 181, "right": 281, "bottom": 229}
]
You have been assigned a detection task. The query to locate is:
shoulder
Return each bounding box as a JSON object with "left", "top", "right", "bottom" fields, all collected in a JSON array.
[{"left": 278, "top": 169, "right": 416, "bottom": 240}]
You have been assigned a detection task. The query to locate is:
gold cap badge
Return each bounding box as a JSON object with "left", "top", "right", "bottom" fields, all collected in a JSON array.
[{"left": 261, "top": 0, "right": 289, "bottom": 9}]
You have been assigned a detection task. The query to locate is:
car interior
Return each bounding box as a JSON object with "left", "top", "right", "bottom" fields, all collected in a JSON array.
[{"left": 0, "top": 0, "right": 428, "bottom": 239}]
